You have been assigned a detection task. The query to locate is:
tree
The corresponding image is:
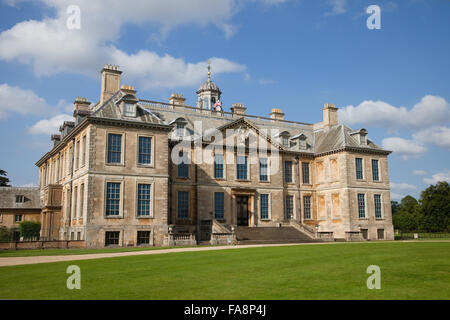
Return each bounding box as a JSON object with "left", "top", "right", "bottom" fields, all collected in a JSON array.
[
  {"left": 419, "top": 181, "right": 450, "bottom": 232},
  {"left": 0, "top": 226, "right": 12, "bottom": 241},
  {"left": 391, "top": 201, "right": 400, "bottom": 215},
  {"left": 0, "top": 169, "right": 11, "bottom": 187},
  {"left": 19, "top": 221, "right": 41, "bottom": 240},
  {"left": 392, "top": 195, "right": 421, "bottom": 232}
]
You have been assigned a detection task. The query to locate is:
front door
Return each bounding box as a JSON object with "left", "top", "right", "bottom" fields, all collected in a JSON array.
[{"left": 237, "top": 196, "right": 249, "bottom": 226}]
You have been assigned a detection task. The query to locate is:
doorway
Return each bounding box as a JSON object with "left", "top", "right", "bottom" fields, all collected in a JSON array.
[{"left": 237, "top": 196, "right": 249, "bottom": 226}]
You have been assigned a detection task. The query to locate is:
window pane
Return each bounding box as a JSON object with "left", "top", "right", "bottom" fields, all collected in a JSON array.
[
  {"left": 177, "top": 191, "right": 189, "bottom": 219},
  {"left": 372, "top": 159, "right": 379, "bottom": 181},
  {"left": 284, "top": 161, "right": 292, "bottom": 183},
  {"left": 303, "top": 196, "right": 311, "bottom": 219},
  {"left": 138, "top": 136, "right": 152, "bottom": 164},
  {"left": 260, "top": 194, "right": 269, "bottom": 219},
  {"left": 137, "top": 231, "right": 150, "bottom": 245},
  {"left": 107, "top": 134, "right": 122, "bottom": 164},
  {"left": 302, "top": 162, "right": 310, "bottom": 184},
  {"left": 214, "top": 154, "right": 223, "bottom": 179},
  {"left": 106, "top": 182, "right": 120, "bottom": 216},
  {"left": 236, "top": 156, "right": 247, "bottom": 180},
  {"left": 137, "top": 184, "right": 151, "bottom": 216},
  {"left": 374, "top": 194, "right": 382, "bottom": 219},
  {"left": 358, "top": 194, "right": 366, "bottom": 218},
  {"left": 356, "top": 158, "right": 363, "bottom": 180},
  {"left": 285, "top": 195, "right": 294, "bottom": 220},
  {"left": 259, "top": 158, "right": 268, "bottom": 181},
  {"left": 214, "top": 192, "right": 224, "bottom": 219}
]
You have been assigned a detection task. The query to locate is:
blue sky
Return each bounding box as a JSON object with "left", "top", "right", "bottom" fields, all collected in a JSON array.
[{"left": 0, "top": 0, "right": 449, "bottom": 200}]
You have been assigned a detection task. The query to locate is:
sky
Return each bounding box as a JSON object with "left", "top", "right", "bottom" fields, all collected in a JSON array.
[{"left": 0, "top": 0, "right": 449, "bottom": 201}]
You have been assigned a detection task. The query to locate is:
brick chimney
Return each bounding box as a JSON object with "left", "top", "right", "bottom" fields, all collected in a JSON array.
[
  {"left": 169, "top": 93, "right": 186, "bottom": 110},
  {"left": 231, "top": 103, "right": 246, "bottom": 115},
  {"left": 270, "top": 108, "right": 284, "bottom": 121},
  {"left": 100, "top": 64, "right": 122, "bottom": 104},
  {"left": 322, "top": 103, "right": 338, "bottom": 130}
]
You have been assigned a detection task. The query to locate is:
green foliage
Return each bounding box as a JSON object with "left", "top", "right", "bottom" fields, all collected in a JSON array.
[
  {"left": 19, "top": 221, "right": 41, "bottom": 240},
  {"left": 0, "top": 169, "right": 11, "bottom": 187},
  {"left": 419, "top": 181, "right": 450, "bottom": 232},
  {"left": 0, "top": 226, "right": 12, "bottom": 241},
  {"left": 393, "top": 182, "right": 450, "bottom": 233}
]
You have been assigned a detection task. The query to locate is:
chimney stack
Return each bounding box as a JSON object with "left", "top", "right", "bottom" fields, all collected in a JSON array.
[
  {"left": 73, "top": 97, "right": 91, "bottom": 124},
  {"left": 322, "top": 103, "right": 338, "bottom": 130},
  {"left": 100, "top": 64, "right": 122, "bottom": 104},
  {"left": 121, "top": 85, "right": 136, "bottom": 95},
  {"left": 231, "top": 103, "right": 246, "bottom": 116},
  {"left": 51, "top": 134, "right": 61, "bottom": 148},
  {"left": 270, "top": 108, "right": 284, "bottom": 121},
  {"left": 169, "top": 93, "right": 186, "bottom": 110}
]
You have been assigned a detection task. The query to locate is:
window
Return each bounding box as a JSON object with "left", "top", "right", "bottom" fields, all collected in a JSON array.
[
  {"left": 80, "top": 184, "right": 84, "bottom": 218},
  {"left": 75, "top": 140, "right": 80, "bottom": 169},
  {"left": 259, "top": 158, "right": 268, "bottom": 181},
  {"left": 15, "top": 195, "right": 24, "bottom": 203},
  {"left": 374, "top": 194, "right": 382, "bottom": 219},
  {"left": 214, "top": 154, "right": 223, "bottom": 179},
  {"left": 105, "top": 182, "right": 121, "bottom": 216},
  {"left": 178, "top": 152, "right": 189, "bottom": 178},
  {"left": 355, "top": 158, "right": 363, "bottom": 180},
  {"left": 73, "top": 186, "right": 78, "bottom": 219},
  {"left": 361, "top": 229, "right": 368, "bottom": 240},
  {"left": 107, "top": 133, "right": 122, "bottom": 164},
  {"left": 137, "top": 184, "right": 151, "bottom": 217},
  {"left": 177, "top": 191, "right": 189, "bottom": 219},
  {"left": 302, "top": 162, "right": 310, "bottom": 184},
  {"left": 360, "top": 134, "right": 366, "bottom": 145},
  {"left": 82, "top": 135, "right": 86, "bottom": 166},
  {"left": 14, "top": 214, "right": 22, "bottom": 223},
  {"left": 282, "top": 136, "right": 289, "bottom": 147},
  {"left": 105, "top": 231, "right": 120, "bottom": 246},
  {"left": 377, "top": 229, "right": 385, "bottom": 240},
  {"left": 77, "top": 232, "right": 81, "bottom": 240},
  {"left": 303, "top": 196, "right": 311, "bottom": 220},
  {"left": 138, "top": 136, "right": 152, "bottom": 165},
  {"left": 372, "top": 159, "right": 379, "bottom": 181},
  {"left": 285, "top": 195, "right": 294, "bottom": 220},
  {"left": 284, "top": 161, "right": 293, "bottom": 183},
  {"left": 70, "top": 232, "right": 74, "bottom": 240},
  {"left": 214, "top": 192, "right": 225, "bottom": 220},
  {"left": 176, "top": 123, "right": 185, "bottom": 137},
  {"left": 137, "top": 231, "right": 151, "bottom": 245},
  {"left": 123, "top": 103, "right": 135, "bottom": 117},
  {"left": 260, "top": 194, "right": 269, "bottom": 220},
  {"left": 236, "top": 155, "right": 248, "bottom": 180},
  {"left": 358, "top": 193, "right": 366, "bottom": 218}
]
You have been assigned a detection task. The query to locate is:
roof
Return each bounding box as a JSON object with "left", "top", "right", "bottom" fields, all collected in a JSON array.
[{"left": 0, "top": 187, "right": 41, "bottom": 209}]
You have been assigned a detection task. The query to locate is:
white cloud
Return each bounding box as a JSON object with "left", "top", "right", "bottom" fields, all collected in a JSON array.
[
  {"left": 339, "top": 95, "right": 450, "bottom": 132},
  {"left": 29, "top": 114, "right": 73, "bottom": 135},
  {"left": 424, "top": 170, "right": 450, "bottom": 185},
  {"left": 390, "top": 182, "right": 418, "bottom": 191},
  {"left": 390, "top": 192, "right": 404, "bottom": 201},
  {"left": 0, "top": 83, "right": 55, "bottom": 119},
  {"left": 0, "top": 0, "right": 291, "bottom": 87},
  {"left": 413, "top": 170, "right": 427, "bottom": 175},
  {"left": 258, "top": 78, "right": 276, "bottom": 85},
  {"left": 413, "top": 126, "right": 450, "bottom": 149},
  {"left": 325, "top": 0, "right": 347, "bottom": 16},
  {"left": 381, "top": 137, "right": 426, "bottom": 159}
]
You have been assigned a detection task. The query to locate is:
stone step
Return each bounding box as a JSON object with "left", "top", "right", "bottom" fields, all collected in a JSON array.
[{"left": 235, "top": 226, "right": 317, "bottom": 243}]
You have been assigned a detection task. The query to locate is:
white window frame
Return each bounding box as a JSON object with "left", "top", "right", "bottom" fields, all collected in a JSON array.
[
  {"left": 104, "top": 180, "right": 124, "bottom": 218},
  {"left": 135, "top": 180, "right": 155, "bottom": 218},
  {"left": 105, "top": 131, "right": 125, "bottom": 166}
]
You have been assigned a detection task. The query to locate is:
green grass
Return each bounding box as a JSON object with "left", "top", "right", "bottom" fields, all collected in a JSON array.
[
  {"left": 0, "top": 245, "right": 200, "bottom": 257},
  {"left": 0, "top": 242, "right": 449, "bottom": 300}
]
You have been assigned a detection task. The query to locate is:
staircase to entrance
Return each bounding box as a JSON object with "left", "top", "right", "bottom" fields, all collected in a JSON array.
[{"left": 235, "top": 226, "right": 322, "bottom": 244}]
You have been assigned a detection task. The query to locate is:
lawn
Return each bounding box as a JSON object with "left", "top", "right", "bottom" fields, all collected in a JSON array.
[{"left": 0, "top": 242, "right": 448, "bottom": 300}]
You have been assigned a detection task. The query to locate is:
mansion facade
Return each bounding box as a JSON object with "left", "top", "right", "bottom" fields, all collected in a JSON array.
[{"left": 36, "top": 64, "right": 394, "bottom": 248}]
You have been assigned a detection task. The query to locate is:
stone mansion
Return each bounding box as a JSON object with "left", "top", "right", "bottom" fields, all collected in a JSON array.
[{"left": 36, "top": 64, "right": 394, "bottom": 247}]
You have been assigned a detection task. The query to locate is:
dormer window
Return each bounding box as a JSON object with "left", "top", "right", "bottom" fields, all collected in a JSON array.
[
  {"left": 350, "top": 128, "right": 368, "bottom": 146},
  {"left": 123, "top": 103, "right": 136, "bottom": 117},
  {"left": 279, "top": 131, "right": 291, "bottom": 148},
  {"left": 15, "top": 195, "right": 25, "bottom": 203},
  {"left": 176, "top": 123, "right": 185, "bottom": 137},
  {"left": 360, "top": 134, "right": 366, "bottom": 145}
]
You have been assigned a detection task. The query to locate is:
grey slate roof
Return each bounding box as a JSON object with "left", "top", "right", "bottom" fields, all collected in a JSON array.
[{"left": 0, "top": 187, "right": 41, "bottom": 209}]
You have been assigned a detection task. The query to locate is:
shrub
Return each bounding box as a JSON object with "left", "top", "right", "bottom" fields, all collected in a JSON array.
[
  {"left": 0, "top": 226, "right": 12, "bottom": 241},
  {"left": 19, "top": 221, "right": 41, "bottom": 240}
]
